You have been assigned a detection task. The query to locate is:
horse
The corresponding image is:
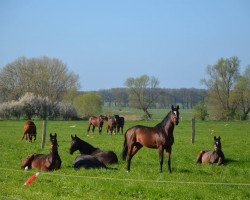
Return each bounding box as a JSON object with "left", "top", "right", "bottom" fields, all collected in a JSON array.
[
  {"left": 106, "top": 116, "right": 117, "bottom": 134},
  {"left": 114, "top": 115, "right": 125, "bottom": 134},
  {"left": 21, "top": 120, "right": 37, "bottom": 142},
  {"left": 70, "top": 134, "right": 118, "bottom": 165},
  {"left": 21, "top": 133, "right": 62, "bottom": 171},
  {"left": 122, "top": 105, "right": 179, "bottom": 173},
  {"left": 73, "top": 155, "right": 107, "bottom": 169},
  {"left": 196, "top": 136, "right": 225, "bottom": 165},
  {"left": 87, "top": 115, "right": 104, "bottom": 134}
]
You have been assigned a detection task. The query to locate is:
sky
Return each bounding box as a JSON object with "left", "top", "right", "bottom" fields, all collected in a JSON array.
[{"left": 0, "top": 0, "right": 250, "bottom": 91}]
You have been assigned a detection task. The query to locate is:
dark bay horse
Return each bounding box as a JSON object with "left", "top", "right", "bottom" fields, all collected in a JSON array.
[
  {"left": 87, "top": 115, "right": 104, "bottom": 134},
  {"left": 21, "top": 133, "right": 62, "bottom": 171},
  {"left": 21, "top": 120, "right": 37, "bottom": 142},
  {"left": 196, "top": 136, "right": 225, "bottom": 165},
  {"left": 73, "top": 155, "right": 107, "bottom": 169},
  {"left": 70, "top": 135, "right": 118, "bottom": 165},
  {"left": 122, "top": 105, "right": 179, "bottom": 173},
  {"left": 114, "top": 115, "right": 124, "bottom": 134}
]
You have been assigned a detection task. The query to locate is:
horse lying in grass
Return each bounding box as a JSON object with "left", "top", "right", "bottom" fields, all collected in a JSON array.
[
  {"left": 70, "top": 135, "right": 118, "bottom": 169},
  {"left": 196, "top": 136, "right": 225, "bottom": 165},
  {"left": 21, "top": 133, "right": 62, "bottom": 171}
]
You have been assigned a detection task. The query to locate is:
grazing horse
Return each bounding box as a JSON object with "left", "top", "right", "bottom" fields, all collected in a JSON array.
[
  {"left": 21, "top": 133, "right": 62, "bottom": 171},
  {"left": 122, "top": 105, "right": 179, "bottom": 173},
  {"left": 114, "top": 115, "right": 124, "bottom": 134},
  {"left": 87, "top": 115, "right": 104, "bottom": 134},
  {"left": 106, "top": 116, "right": 117, "bottom": 134},
  {"left": 21, "top": 120, "right": 37, "bottom": 142},
  {"left": 196, "top": 136, "right": 225, "bottom": 165},
  {"left": 70, "top": 135, "right": 118, "bottom": 165}
]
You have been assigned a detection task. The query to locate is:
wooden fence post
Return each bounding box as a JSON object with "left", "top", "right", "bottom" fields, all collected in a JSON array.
[
  {"left": 41, "top": 120, "right": 47, "bottom": 149},
  {"left": 191, "top": 118, "right": 195, "bottom": 144}
]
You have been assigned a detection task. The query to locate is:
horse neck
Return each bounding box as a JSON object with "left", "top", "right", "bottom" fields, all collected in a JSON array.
[
  {"left": 156, "top": 112, "right": 175, "bottom": 136},
  {"left": 78, "top": 139, "right": 98, "bottom": 154},
  {"left": 50, "top": 144, "right": 59, "bottom": 159}
]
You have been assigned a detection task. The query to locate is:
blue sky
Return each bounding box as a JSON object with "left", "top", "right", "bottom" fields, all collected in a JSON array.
[{"left": 1, "top": 0, "right": 250, "bottom": 91}]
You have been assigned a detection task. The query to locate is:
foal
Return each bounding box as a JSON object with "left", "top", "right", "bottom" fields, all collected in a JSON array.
[
  {"left": 21, "top": 133, "right": 62, "bottom": 171},
  {"left": 196, "top": 136, "right": 225, "bottom": 165}
]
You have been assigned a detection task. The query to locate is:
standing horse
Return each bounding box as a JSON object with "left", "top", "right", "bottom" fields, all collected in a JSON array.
[
  {"left": 21, "top": 133, "right": 62, "bottom": 171},
  {"left": 114, "top": 115, "right": 124, "bottom": 134},
  {"left": 70, "top": 135, "right": 118, "bottom": 165},
  {"left": 196, "top": 136, "right": 225, "bottom": 165},
  {"left": 87, "top": 115, "right": 104, "bottom": 134},
  {"left": 122, "top": 105, "right": 179, "bottom": 173},
  {"left": 21, "top": 120, "right": 37, "bottom": 142},
  {"left": 106, "top": 116, "right": 117, "bottom": 134}
]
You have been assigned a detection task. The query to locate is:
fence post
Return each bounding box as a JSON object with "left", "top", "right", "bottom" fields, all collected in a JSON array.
[
  {"left": 191, "top": 118, "right": 195, "bottom": 144},
  {"left": 41, "top": 120, "right": 47, "bottom": 149}
]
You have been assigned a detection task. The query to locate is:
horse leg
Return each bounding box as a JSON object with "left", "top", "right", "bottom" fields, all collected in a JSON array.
[
  {"left": 87, "top": 124, "right": 91, "bottom": 133},
  {"left": 127, "top": 143, "right": 142, "bottom": 172},
  {"left": 166, "top": 147, "right": 172, "bottom": 173},
  {"left": 99, "top": 126, "right": 102, "bottom": 134},
  {"left": 158, "top": 146, "right": 164, "bottom": 173},
  {"left": 92, "top": 126, "right": 95, "bottom": 133},
  {"left": 21, "top": 133, "right": 26, "bottom": 141}
]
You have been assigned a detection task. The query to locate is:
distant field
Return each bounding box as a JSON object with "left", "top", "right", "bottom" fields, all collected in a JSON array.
[{"left": 0, "top": 117, "right": 249, "bottom": 199}]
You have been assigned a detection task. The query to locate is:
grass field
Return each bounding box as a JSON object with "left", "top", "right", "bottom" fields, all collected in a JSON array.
[{"left": 0, "top": 111, "right": 249, "bottom": 199}]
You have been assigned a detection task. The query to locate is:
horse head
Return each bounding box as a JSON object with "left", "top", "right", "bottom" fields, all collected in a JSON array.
[
  {"left": 70, "top": 134, "right": 80, "bottom": 155},
  {"left": 171, "top": 105, "right": 180, "bottom": 125},
  {"left": 213, "top": 136, "right": 222, "bottom": 151}
]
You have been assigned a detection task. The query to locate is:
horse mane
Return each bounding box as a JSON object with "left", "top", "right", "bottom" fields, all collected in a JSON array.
[
  {"left": 155, "top": 111, "right": 172, "bottom": 129},
  {"left": 77, "top": 137, "right": 99, "bottom": 154}
]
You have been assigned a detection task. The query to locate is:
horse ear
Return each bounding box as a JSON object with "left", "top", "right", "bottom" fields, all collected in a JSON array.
[
  {"left": 50, "top": 133, "right": 52, "bottom": 137},
  {"left": 71, "top": 134, "right": 74, "bottom": 139},
  {"left": 75, "top": 134, "right": 77, "bottom": 138},
  {"left": 214, "top": 136, "right": 216, "bottom": 140},
  {"left": 218, "top": 136, "right": 221, "bottom": 140},
  {"left": 171, "top": 105, "right": 174, "bottom": 110},
  {"left": 177, "top": 105, "right": 179, "bottom": 110},
  {"left": 55, "top": 133, "right": 57, "bottom": 137}
]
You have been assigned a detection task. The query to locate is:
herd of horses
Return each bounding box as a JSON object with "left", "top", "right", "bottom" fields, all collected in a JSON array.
[{"left": 20, "top": 106, "right": 225, "bottom": 173}]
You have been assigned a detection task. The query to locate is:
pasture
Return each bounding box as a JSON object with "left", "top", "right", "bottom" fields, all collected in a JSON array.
[{"left": 0, "top": 115, "right": 249, "bottom": 199}]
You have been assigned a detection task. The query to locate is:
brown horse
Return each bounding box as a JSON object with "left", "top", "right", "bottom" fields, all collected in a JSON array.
[
  {"left": 196, "top": 136, "right": 225, "bottom": 165},
  {"left": 106, "top": 116, "right": 117, "bottom": 134},
  {"left": 122, "top": 105, "right": 179, "bottom": 173},
  {"left": 21, "top": 120, "right": 37, "bottom": 142},
  {"left": 87, "top": 115, "right": 104, "bottom": 134},
  {"left": 21, "top": 133, "right": 62, "bottom": 171},
  {"left": 114, "top": 115, "right": 124, "bottom": 134}
]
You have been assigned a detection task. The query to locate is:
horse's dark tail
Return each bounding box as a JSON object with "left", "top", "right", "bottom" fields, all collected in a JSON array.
[{"left": 121, "top": 131, "right": 128, "bottom": 161}]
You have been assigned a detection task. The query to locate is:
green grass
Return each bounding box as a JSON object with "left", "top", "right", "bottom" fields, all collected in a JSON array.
[{"left": 0, "top": 119, "right": 249, "bottom": 200}]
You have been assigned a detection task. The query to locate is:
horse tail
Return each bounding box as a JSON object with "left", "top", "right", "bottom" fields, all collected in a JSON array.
[
  {"left": 121, "top": 130, "right": 128, "bottom": 160},
  {"left": 21, "top": 154, "right": 35, "bottom": 169},
  {"left": 196, "top": 151, "right": 205, "bottom": 163}
]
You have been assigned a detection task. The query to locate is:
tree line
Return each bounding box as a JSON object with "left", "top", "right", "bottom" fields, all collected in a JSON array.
[{"left": 0, "top": 56, "right": 249, "bottom": 120}]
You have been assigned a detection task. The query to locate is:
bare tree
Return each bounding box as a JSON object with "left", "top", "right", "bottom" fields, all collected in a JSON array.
[
  {"left": 125, "top": 74, "right": 161, "bottom": 119},
  {"left": 0, "top": 57, "right": 79, "bottom": 102}
]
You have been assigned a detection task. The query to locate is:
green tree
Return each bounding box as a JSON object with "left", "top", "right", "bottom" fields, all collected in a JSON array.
[
  {"left": 125, "top": 74, "right": 160, "bottom": 119},
  {"left": 201, "top": 56, "right": 240, "bottom": 120},
  {"left": 231, "top": 66, "right": 250, "bottom": 120},
  {"left": 193, "top": 102, "right": 209, "bottom": 120},
  {"left": 73, "top": 93, "right": 102, "bottom": 117}
]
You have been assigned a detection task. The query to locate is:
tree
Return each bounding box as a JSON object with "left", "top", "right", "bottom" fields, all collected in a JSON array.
[
  {"left": 231, "top": 66, "right": 250, "bottom": 120},
  {"left": 73, "top": 93, "right": 102, "bottom": 117},
  {"left": 0, "top": 56, "right": 79, "bottom": 102},
  {"left": 125, "top": 74, "right": 161, "bottom": 119},
  {"left": 193, "top": 101, "right": 209, "bottom": 120},
  {"left": 201, "top": 56, "right": 240, "bottom": 120}
]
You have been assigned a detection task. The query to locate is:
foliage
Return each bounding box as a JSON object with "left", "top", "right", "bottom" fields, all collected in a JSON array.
[
  {"left": 201, "top": 56, "right": 241, "bottom": 120},
  {"left": 193, "top": 102, "right": 209, "bottom": 120},
  {"left": 0, "top": 92, "right": 77, "bottom": 120},
  {"left": 0, "top": 120, "right": 249, "bottom": 199},
  {"left": 125, "top": 74, "right": 161, "bottom": 119},
  {"left": 0, "top": 56, "right": 79, "bottom": 103},
  {"left": 73, "top": 93, "right": 102, "bottom": 116}
]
